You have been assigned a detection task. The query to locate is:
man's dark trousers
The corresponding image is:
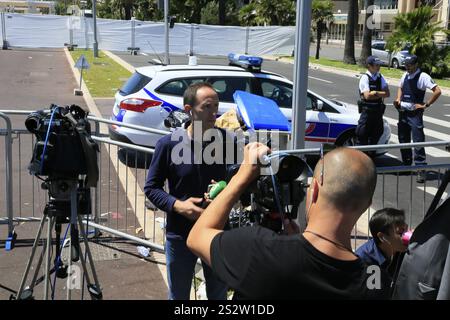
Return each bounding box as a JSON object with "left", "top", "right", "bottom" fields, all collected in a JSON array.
[{"left": 397, "top": 109, "right": 426, "bottom": 165}]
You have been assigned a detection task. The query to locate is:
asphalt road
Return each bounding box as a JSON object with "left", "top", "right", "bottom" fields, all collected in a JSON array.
[{"left": 113, "top": 51, "right": 450, "bottom": 229}]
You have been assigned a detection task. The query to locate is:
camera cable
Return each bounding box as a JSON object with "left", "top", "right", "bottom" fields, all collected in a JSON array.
[
  {"left": 267, "top": 158, "right": 286, "bottom": 232},
  {"left": 40, "top": 106, "right": 60, "bottom": 175}
]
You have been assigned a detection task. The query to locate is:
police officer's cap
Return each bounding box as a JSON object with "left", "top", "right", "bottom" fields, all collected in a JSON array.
[
  {"left": 366, "top": 56, "right": 382, "bottom": 66},
  {"left": 404, "top": 55, "right": 418, "bottom": 65}
]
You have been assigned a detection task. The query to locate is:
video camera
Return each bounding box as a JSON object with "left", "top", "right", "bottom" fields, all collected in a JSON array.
[
  {"left": 25, "top": 104, "right": 99, "bottom": 218},
  {"left": 14, "top": 105, "right": 104, "bottom": 299},
  {"left": 226, "top": 154, "right": 311, "bottom": 233}
]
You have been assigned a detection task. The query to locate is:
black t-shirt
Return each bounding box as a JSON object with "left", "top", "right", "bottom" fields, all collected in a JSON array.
[{"left": 211, "top": 226, "right": 391, "bottom": 300}]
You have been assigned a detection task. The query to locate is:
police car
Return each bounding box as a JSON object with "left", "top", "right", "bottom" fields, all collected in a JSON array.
[{"left": 110, "top": 54, "right": 390, "bottom": 151}]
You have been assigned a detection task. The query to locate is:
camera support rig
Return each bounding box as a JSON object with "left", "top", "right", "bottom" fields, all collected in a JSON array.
[
  {"left": 13, "top": 179, "right": 102, "bottom": 300},
  {"left": 13, "top": 105, "right": 101, "bottom": 300}
]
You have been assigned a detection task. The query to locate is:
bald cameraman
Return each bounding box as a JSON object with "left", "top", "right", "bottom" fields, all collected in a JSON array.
[{"left": 187, "top": 144, "right": 390, "bottom": 299}]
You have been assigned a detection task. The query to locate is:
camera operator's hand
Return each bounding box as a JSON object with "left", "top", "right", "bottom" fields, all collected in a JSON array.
[
  {"left": 235, "top": 142, "right": 271, "bottom": 185},
  {"left": 173, "top": 197, "right": 204, "bottom": 221}
]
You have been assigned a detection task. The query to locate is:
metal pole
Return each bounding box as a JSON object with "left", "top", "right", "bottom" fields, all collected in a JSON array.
[
  {"left": 245, "top": 27, "right": 250, "bottom": 54},
  {"left": 164, "top": 0, "right": 170, "bottom": 64},
  {"left": 2, "top": 12, "right": 8, "bottom": 50},
  {"left": 0, "top": 113, "right": 14, "bottom": 237},
  {"left": 94, "top": 121, "right": 100, "bottom": 238},
  {"left": 84, "top": 15, "right": 88, "bottom": 50},
  {"left": 291, "top": 0, "right": 312, "bottom": 232},
  {"left": 82, "top": 220, "right": 165, "bottom": 253},
  {"left": 292, "top": 0, "right": 311, "bottom": 150},
  {"left": 131, "top": 17, "right": 135, "bottom": 51},
  {"left": 69, "top": 27, "right": 73, "bottom": 48},
  {"left": 79, "top": 68, "right": 83, "bottom": 91},
  {"left": 93, "top": 0, "right": 98, "bottom": 57},
  {"left": 189, "top": 23, "right": 194, "bottom": 56}
]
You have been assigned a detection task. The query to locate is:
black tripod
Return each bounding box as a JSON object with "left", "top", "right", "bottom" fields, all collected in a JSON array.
[{"left": 14, "top": 180, "right": 102, "bottom": 300}]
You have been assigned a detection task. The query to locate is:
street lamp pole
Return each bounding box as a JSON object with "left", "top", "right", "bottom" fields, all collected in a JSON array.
[
  {"left": 164, "top": 0, "right": 170, "bottom": 64},
  {"left": 93, "top": 0, "right": 98, "bottom": 57},
  {"left": 291, "top": 0, "right": 312, "bottom": 231}
]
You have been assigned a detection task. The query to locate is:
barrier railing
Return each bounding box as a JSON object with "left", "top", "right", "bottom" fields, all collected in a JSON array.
[{"left": 1, "top": 109, "right": 449, "bottom": 255}]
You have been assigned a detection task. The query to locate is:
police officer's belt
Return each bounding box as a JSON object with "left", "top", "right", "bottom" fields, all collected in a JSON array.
[
  {"left": 357, "top": 100, "right": 385, "bottom": 113},
  {"left": 399, "top": 108, "right": 423, "bottom": 116}
]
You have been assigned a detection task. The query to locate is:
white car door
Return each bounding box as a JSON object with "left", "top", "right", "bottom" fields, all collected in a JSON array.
[{"left": 302, "top": 94, "right": 331, "bottom": 148}]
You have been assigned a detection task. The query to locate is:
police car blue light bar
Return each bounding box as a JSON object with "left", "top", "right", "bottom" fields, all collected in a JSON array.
[{"left": 228, "top": 53, "right": 263, "bottom": 71}]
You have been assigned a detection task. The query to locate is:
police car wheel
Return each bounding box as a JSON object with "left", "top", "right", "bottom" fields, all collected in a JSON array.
[
  {"left": 392, "top": 59, "right": 399, "bottom": 69},
  {"left": 335, "top": 131, "right": 356, "bottom": 147}
]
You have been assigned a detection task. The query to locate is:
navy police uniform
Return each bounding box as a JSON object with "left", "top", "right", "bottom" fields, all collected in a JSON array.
[
  {"left": 398, "top": 65, "right": 436, "bottom": 165},
  {"left": 356, "top": 67, "right": 388, "bottom": 147}
]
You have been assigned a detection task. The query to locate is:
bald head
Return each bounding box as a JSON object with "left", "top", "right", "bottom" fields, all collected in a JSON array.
[{"left": 313, "top": 148, "right": 377, "bottom": 214}]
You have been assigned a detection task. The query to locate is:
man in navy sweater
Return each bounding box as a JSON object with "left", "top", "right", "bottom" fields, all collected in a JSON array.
[{"left": 144, "top": 82, "right": 235, "bottom": 300}]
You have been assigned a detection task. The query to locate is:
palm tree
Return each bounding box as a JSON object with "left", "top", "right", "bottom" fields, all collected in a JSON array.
[
  {"left": 238, "top": 0, "right": 295, "bottom": 26},
  {"left": 312, "top": 0, "right": 334, "bottom": 60},
  {"left": 343, "top": 0, "right": 358, "bottom": 64},
  {"left": 238, "top": 2, "right": 259, "bottom": 26},
  {"left": 359, "top": 0, "right": 374, "bottom": 65},
  {"left": 387, "top": 6, "right": 449, "bottom": 76},
  {"left": 387, "top": 6, "right": 444, "bottom": 54},
  {"left": 219, "top": 0, "right": 226, "bottom": 25}
]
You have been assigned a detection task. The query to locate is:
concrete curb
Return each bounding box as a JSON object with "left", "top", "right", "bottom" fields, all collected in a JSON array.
[
  {"left": 63, "top": 48, "right": 103, "bottom": 118},
  {"left": 276, "top": 57, "right": 450, "bottom": 96},
  {"left": 103, "top": 50, "right": 135, "bottom": 73}
]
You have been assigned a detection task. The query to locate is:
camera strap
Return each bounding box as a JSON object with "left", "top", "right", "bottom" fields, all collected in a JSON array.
[
  {"left": 75, "top": 125, "right": 99, "bottom": 188},
  {"left": 62, "top": 105, "right": 99, "bottom": 188}
]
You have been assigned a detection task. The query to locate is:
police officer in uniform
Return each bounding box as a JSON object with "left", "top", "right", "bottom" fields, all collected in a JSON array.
[
  {"left": 356, "top": 56, "right": 390, "bottom": 150},
  {"left": 394, "top": 55, "right": 442, "bottom": 183}
]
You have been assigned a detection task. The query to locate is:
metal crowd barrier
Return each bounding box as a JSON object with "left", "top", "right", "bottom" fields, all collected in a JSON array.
[
  {"left": 0, "top": 110, "right": 169, "bottom": 253},
  {"left": 1, "top": 110, "right": 450, "bottom": 255}
]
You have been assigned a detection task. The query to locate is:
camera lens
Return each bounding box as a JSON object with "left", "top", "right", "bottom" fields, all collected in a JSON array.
[
  {"left": 277, "top": 155, "right": 308, "bottom": 182},
  {"left": 25, "top": 114, "right": 41, "bottom": 133}
]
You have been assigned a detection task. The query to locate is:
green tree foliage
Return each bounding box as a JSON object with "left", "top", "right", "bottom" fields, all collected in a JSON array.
[
  {"left": 133, "top": 0, "right": 163, "bottom": 21},
  {"left": 312, "top": 0, "right": 334, "bottom": 59},
  {"left": 169, "top": 0, "right": 207, "bottom": 23},
  {"left": 238, "top": 0, "right": 296, "bottom": 26},
  {"left": 201, "top": 1, "right": 219, "bottom": 25},
  {"left": 200, "top": 0, "right": 240, "bottom": 25},
  {"left": 95, "top": 0, "right": 162, "bottom": 21},
  {"left": 387, "top": 6, "right": 450, "bottom": 77},
  {"left": 238, "top": 2, "right": 259, "bottom": 26}
]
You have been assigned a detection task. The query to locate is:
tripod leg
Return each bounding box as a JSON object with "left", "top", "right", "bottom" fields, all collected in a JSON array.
[
  {"left": 43, "top": 216, "right": 55, "bottom": 300},
  {"left": 29, "top": 240, "right": 47, "bottom": 291},
  {"left": 77, "top": 215, "right": 102, "bottom": 299},
  {"left": 67, "top": 222, "right": 73, "bottom": 301},
  {"left": 16, "top": 216, "right": 46, "bottom": 299}
]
